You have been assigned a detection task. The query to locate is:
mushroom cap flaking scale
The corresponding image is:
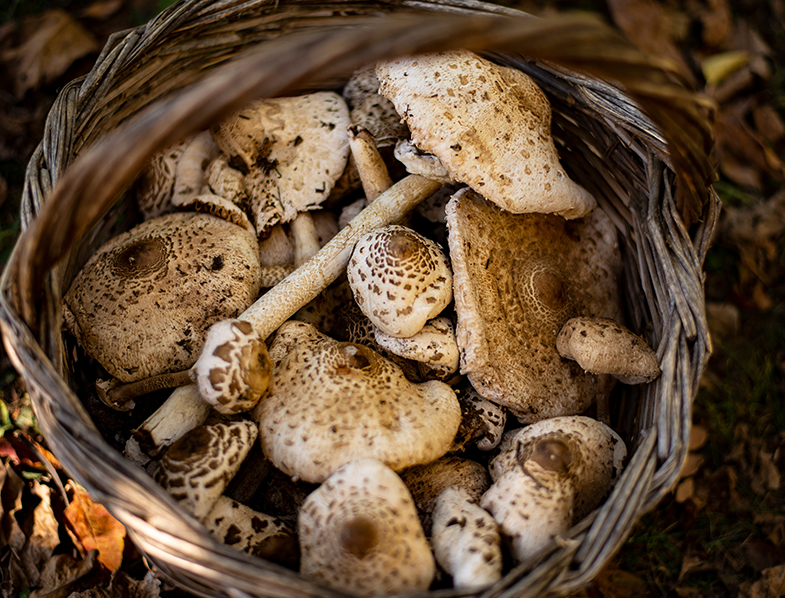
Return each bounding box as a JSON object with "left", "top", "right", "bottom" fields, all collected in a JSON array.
[
  {"left": 62, "top": 212, "right": 262, "bottom": 383},
  {"left": 253, "top": 320, "right": 461, "bottom": 484},
  {"left": 445, "top": 188, "right": 623, "bottom": 422},
  {"left": 376, "top": 49, "right": 596, "bottom": 219},
  {"left": 347, "top": 224, "right": 453, "bottom": 338},
  {"left": 298, "top": 459, "right": 435, "bottom": 596}
]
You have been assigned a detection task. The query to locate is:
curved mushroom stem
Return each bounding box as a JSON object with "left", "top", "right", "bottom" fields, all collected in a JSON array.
[
  {"left": 348, "top": 125, "right": 393, "bottom": 203},
  {"left": 96, "top": 369, "right": 193, "bottom": 411}
]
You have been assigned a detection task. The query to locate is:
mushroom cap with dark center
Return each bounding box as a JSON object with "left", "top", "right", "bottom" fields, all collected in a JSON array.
[
  {"left": 63, "top": 212, "right": 262, "bottom": 383},
  {"left": 298, "top": 459, "right": 435, "bottom": 596},
  {"left": 445, "top": 188, "right": 623, "bottom": 422},
  {"left": 254, "top": 321, "right": 461, "bottom": 483}
]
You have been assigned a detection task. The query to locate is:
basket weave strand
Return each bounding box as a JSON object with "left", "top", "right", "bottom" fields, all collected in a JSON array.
[{"left": 0, "top": 2, "right": 720, "bottom": 597}]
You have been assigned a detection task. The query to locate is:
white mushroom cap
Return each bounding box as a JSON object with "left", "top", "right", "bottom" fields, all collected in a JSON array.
[
  {"left": 62, "top": 213, "right": 262, "bottom": 383},
  {"left": 192, "top": 319, "right": 273, "bottom": 414},
  {"left": 376, "top": 49, "right": 596, "bottom": 219},
  {"left": 298, "top": 459, "right": 435, "bottom": 596},
  {"left": 431, "top": 486, "right": 502, "bottom": 589},
  {"left": 394, "top": 140, "right": 453, "bottom": 184},
  {"left": 556, "top": 316, "right": 662, "bottom": 384},
  {"left": 489, "top": 416, "right": 626, "bottom": 521},
  {"left": 154, "top": 420, "right": 257, "bottom": 521},
  {"left": 373, "top": 316, "right": 459, "bottom": 379},
  {"left": 445, "top": 188, "right": 623, "bottom": 422},
  {"left": 254, "top": 321, "right": 461, "bottom": 483},
  {"left": 347, "top": 224, "right": 452, "bottom": 338}
]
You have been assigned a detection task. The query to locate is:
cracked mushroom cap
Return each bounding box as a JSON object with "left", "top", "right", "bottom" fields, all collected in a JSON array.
[
  {"left": 254, "top": 321, "right": 461, "bottom": 484},
  {"left": 62, "top": 213, "right": 262, "bottom": 383},
  {"left": 347, "top": 224, "right": 452, "bottom": 338},
  {"left": 446, "top": 188, "right": 623, "bottom": 422},
  {"left": 154, "top": 420, "right": 257, "bottom": 521},
  {"left": 376, "top": 49, "right": 596, "bottom": 219},
  {"left": 556, "top": 316, "right": 662, "bottom": 384},
  {"left": 215, "top": 92, "right": 350, "bottom": 235},
  {"left": 298, "top": 459, "right": 435, "bottom": 596},
  {"left": 489, "top": 416, "right": 626, "bottom": 522}
]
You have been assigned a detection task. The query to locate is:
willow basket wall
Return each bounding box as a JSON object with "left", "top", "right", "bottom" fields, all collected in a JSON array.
[{"left": 0, "top": 1, "right": 719, "bottom": 597}]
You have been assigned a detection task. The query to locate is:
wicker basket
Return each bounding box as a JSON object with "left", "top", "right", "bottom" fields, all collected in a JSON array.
[{"left": 0, "top": 1, "right": 719, "bottom": 596}]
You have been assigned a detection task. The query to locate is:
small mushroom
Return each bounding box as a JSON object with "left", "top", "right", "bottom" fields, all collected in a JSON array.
[
  {"left": 347, "top": 224, "right": 452, "bottom": 338},
  {"left": 394, "top": 139, "right": 453, "bottom": 184},
  {"left": 446, "top": 188, "right": 623, "bottom": 422},
  {"left": 489, "top": 416, "right": 626, "bottom": 522},
  {"left": 556, "top": 316, "right": 661, "bottom": 384},
  {"left": 376, "top": 49, "right": 596, "bottom": 219},
  {"left": 431, "top": 486, "right": 502, "bottom": 589},
  {"left": 62, "top": 212, "right": 263, "bottom": 385},
  {"left": 373, "top": 316, "right": 460, "bottom": 379},
  {"left": 298, "top": 459, "right": 435, "bottom": 596},
  {"left": 254, "top": 320, "right": 461, "bottom": 484},
  {"left": 154, "top": 420, "right": 257, "bottom": 521}
]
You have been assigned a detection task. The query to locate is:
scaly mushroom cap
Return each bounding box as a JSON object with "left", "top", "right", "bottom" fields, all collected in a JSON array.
[
  {"left": 255, "top": 321, "right": 461, "bottom": 484},
  {"left": 134, "top": 136, "right": 189, "bottom": 220},
  {"left": 347, "top": 224, "right": 452, "bottom": 338},
  {"left": 431, "top": 486, "right": 502, "bottom": 589},
  {"left": 376, "top": 49, "right": 596, "bottom": 219},
  {"left": 556, "top": 316, "right": 662, "bottom": 384},
  {"left": 460, "top": 386, "right": 507, "bottom": 451},
  {"left": 238, "top": 92, "right": 351, "bottom": 235},
  {"left": 62, "top": 213, "right": 262, "bottom": 383},
  {"left": 445, "top": 188, "right": 623, "bottom": 422},
  {"left": 373, "top": 316, "right": 460, "bottom": 379},
  {"left": 343, "top": 65, "right": 409, "bottom": 148},
  {"left": 298, "top": 459, "right": 435, "bottom": 596},
  {"left": 489, "top": 416, "right": 626, "bottom": 521},
  {"left": 154, "top": 420, "right": 257, "bottom": 521}
]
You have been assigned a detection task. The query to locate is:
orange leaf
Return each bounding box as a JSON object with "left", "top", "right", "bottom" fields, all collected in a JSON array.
[{"left": 64, "top": 484, "right": 126, "bottom": 572}]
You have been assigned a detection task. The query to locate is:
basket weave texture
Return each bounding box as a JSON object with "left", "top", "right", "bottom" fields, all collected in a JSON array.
[{"left": 1, "top": 1, "right": 720, "bottom": 597}]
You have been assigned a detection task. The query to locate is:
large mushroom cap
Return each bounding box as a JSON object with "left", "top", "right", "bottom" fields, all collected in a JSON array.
[
  {"left": 445, "top": 188, "right": 623, "bottom": 422},
  {"left": 376, "top": 49, "right": 596, "bottom": 219},
  {"left": 298, "top": 459, "right": 435, "bottom": 596},
  {"left": 254, "top": 321, "right": 461, "bottom": 483},
  {"left": 62, "top": 213, "right": 262, "bottom": 383}
]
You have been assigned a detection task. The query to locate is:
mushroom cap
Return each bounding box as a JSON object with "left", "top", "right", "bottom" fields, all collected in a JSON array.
[
  {"left": 347, "top": 224, "right": 452, "bottom": 338},
  {"left": 489, "top": 416, "right": 627, "bottom": 521},
  {"left": 134, "top": 136, "right": 189, "bottom": 220},
  {"left": 254, "top": 321, "right": 461, "bottom": 483},
  {"left": 431, "top": 486, "right": 502, "bottom": 589},
  {"left": 298, "top": 459, "right": 435, "bottom": 596},
  {"left": 154, "top": 420, "right": 257, "bottom": 521},
  {"left": 62, "top": 213, "right": 262, "bottom": 383},
  {"left": 556, "top": 316, "right": 662, "bottom": 384},
  {"left": 445, "top": 188, "right": 623, "bottom": 422},
  {"left": 373, "top": 316, "right": 459, "bottom": 379},
  {"left": 460, "top": 386, "right": 507, "bottom": 451},
  {"left": 241, "top": 92, "right": 351, "bottom": 235},
  {"left": 376, "top": 49, "right": 596, "bottom": 219},
  {"left": 343, "top": 64, "right": 409, "bottom": 148},
  {"left": 394, "top": 140, "right": 453, "bottom": 183}
]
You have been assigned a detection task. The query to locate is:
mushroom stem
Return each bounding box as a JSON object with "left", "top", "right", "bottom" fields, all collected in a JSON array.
[
  {"left": 291, "top": 212, "right": 322, "bottom": 267},
  {"left": 348, "top": 125, "right": 393, "bottom": 203},
  {"left": 107, "top": 369, "right": 193, "bottom": 404},
  {"left": 237, "top": 174, "right": 441, "bottom": 340}
]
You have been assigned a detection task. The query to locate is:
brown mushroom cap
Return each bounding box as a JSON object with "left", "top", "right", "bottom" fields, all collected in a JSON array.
[
  {"left": 445, "top": 188, "right": 623, "bottom": 422},
  {"left": 489, "top": 416, "right": 627, "bottom": 522},
  {"left": 62, "top": 213, "right": 262, "bottom": 383},
  {"left": 347, "top": 224, "right": 452, "bottom": 338},
  {"left": 556, "top": 316, "right": 662, "bottom": 384},
  {"left": 376, "top": 49, "right": 596, "bottom": 219},
  {"left": 254, "top": 321, "right": 461, "bottom": 484},
  {"left": 343, "top": 65, "right": 409, "bottom": 148},
  {"left": 299, "top": 459, "right": 434, "bottom": 595}
]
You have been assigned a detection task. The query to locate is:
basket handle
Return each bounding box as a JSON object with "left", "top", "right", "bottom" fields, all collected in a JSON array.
[{"left": 10, "top": 10, "right": 714, "bottom": 329}]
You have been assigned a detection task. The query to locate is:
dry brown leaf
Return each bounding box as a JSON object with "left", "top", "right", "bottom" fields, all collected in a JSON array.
[
  {"left": 68, "top": 570, "right": 162, "bottom": 598},
  {"left": 738, "top": 564, "right": 785, "bottom": 598},
  {"left": 80, "top": 0, "right": 124, "bottom": 20},
  {"left": 27, "top": 480, "right": 60, "bottom": 562},
  {"left": 64, "top": 484, "right": 126, "bottom": 572},
  {"left": 689, "top": 424, "right": 710, "bottom": 451},
  {"left": 686, "top": 0, "right": 731, "bottom": 47},
  {"left": 592, "top": 567, "right": 653, "bottom": 598},
  {"left": 675, "top": 477, "right": 695, "bottom": 503},
  {"left": 29, "top": 551, "right": 99, "bottom": 598},
  {"left": 753, "top": 104, "right": 785, "bottom": 144},
  {"left": 678, "top": 554, "right": 714, "bottom": 581},
  {"left": 680, "top": 453, "right": 705, "bottom": 478},
  {"left": 1, "top": 9, "right": 97, "bottom": 98}
]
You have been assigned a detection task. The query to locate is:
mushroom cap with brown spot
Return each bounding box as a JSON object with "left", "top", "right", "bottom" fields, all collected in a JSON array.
[
  {"left": 63, "top": 213, "right": 262, "bottom": 383},
  {"left": 556, "top": 316, "right": 662, "bottom": 384},
  {"left": 376, "top": 49, "right": 595, "bottom": 219},
  {"left": 343, "top": 64, "right": 409, "bottom": 148},
  {"left": 489, "top": 416, "right": 627, "bottom": 522},
  {"left": 446, "top": 188, "right": 622, "bottom": 422},
  {"left": 254, "top": 321, "right": 461, "bottom": 484},
  {"left": 298, "top": 459, "right": 435, "bottom": 596},
  {"left": 347, "top": 224, "right": 452, "bottom": 338}
]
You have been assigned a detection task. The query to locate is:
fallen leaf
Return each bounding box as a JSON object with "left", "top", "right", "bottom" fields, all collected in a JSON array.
[
  {"left": 679, "top": 554, "right": 714, "bottom": 581},
  {"left": 592, "top": 567, "right": 652, "bottom": 598},
  {"left": 680, "top": 453, "right": 705, "bottom": 479},
  {"left": 1, "top": 9, "right": 98, "bottom": 98},
  {"left": 27, "top": 480, "right": 61, "bottom": 564},
  {"left": 64, "top": 484, "right": 126, "bottom": 572},
  {"left": 69, "top": 569, "right": 162, "bottom": 598},
  {"left": 702, "top": 51, "right": 750, "bottom": 86},
  {"left": 738, "top": 563, "right": 785, "bottom": 598},
  {"left": 753, "top": 104, "right": 785, "bottom": 144},
  {"left": 29, "top": 551, "right": 99, "bottom": 598},
  {"left": 689, "top": 424, "right": 710, "bottom": 451},
  {"left": 80, "top": 0, "right": 124, "bottom": 20},
  {"left": 676, "top": 477, "right": 695, "bottom": 503}
]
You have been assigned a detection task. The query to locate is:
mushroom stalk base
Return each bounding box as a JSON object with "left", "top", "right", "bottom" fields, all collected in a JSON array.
[{"left": 240, "top": 175, "right": 441, "bottom": 340}]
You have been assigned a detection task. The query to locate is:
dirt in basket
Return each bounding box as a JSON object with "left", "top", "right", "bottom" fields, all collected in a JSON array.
[{"left": 0, "top": 0, "right": 784, "bottom": 597}]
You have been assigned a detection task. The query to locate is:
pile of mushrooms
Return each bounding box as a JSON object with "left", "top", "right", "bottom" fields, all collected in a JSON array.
[{"left": 63, "top": 48, "right": 663, "bottom": 595}]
